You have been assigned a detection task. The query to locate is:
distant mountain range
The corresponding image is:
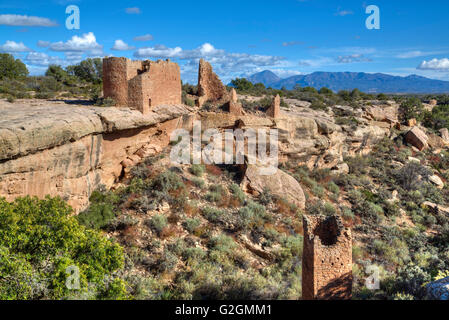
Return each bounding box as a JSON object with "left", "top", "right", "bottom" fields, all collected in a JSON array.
[{"left": 246, "top": 70, "right": 449, "bottom": 93}]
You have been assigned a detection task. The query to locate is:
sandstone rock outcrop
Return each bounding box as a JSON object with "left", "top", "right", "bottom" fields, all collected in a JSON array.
[
  {"left": 405, "top": 127, "right": 428, "bottom": 151},
  {"left": 440, "top": 128, "right": 449, "bottom": 142},
  {"left": 427, "top": 133, "right": 447, "bottom": 149},
  {"left": 103, "top": 58, "right": 181, "bottom": 114},
  {"left": 408, "top": 118, "right": 417, "bottom": 127},
  {"left": 429, "top": 175, "right": 444, "bottom": 189},
  {"left": 0, "top": 101, "right": 191, "bottom": 212},
  {"left": 241, "top": 164, "right": 305, "bottom": 210},
  {"left": 266, "top": 94, "right": 281, "bottom": 118},
  {"left": 429, "top": 99, "right": 438, "bottom": 106},
  {"left": 422, "top": 201, "right": 449, "bottom": 216},
  {"left": 197, "top": 59, "right": 227, "bottom": 107},
  {"left": 365, "top": 105, "right": 399, "bottom": 122}
]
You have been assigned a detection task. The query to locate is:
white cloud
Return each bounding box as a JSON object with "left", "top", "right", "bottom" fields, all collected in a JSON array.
[
  {"left": 335, "top": 10, "right": 353, "bottom": 16},
  {"left": 111, "top": 39, "right": 135, "bottom": 51},
  {"left": 337, "top": 54, "right": 372, "bottom": 63},
  {"left": 125, "top": 7, "right": 141, "bottom": 14},
  {"left": 133, "top": 42, "right": 285, "bottom": 84},
  {"left": 0, "top": 40, "right": 31, "bottom": 52},
  {"left": 270, "top": 69, "right": 303, "bottom": 78},
  {"left": 0, "top": 14, "right": 57, "bottom": 27},
  {"left": 25, "top": 52, "right": 65, "bottom": 67},
  {"left": 134, "top": 45, "right": 183, "bottom": 58},
  {"left": 418, "top": 58, "right": 449, "bottom": 71},
  {"left": 133, "top": 34, "right": 154, "bottom": 41},
  {"left": 49, "top": 32, "right": 103, "bottom": 55},
  {"left": 298, "top": 57, "right": 334, "bottom": 68},
  {"left": 37, "top": 40, "right": 50, "bottom": 48},
  {"left": 396, "top": 50, "right": 444, "bottom": 59}
]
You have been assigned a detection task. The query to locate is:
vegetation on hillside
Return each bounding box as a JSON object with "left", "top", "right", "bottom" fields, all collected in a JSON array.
[{"left": 0, "top": 196, "right": 127, "bottom": 299}]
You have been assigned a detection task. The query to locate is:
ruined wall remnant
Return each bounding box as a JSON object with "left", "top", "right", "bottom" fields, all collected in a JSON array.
[
  {"left": 197, "top": 58, "right": 228, "bottom": 107},
  {"left": 266, "top": 94, "right": 281, "bottom": 118},
  {"left": 302, "top": 215, "right": 352, "bottom": 300},
  {"left": 103, "top": 57, "right": 181, "bottom": 114},
  {"left": 228, "top": 88, "right": 244, "bottom": 115}
]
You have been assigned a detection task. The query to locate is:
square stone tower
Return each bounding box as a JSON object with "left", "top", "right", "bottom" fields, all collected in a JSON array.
[
  {"left": 302, "top": 214, "right": 352, "bottom": 300},
  {"left": 103, "top": 57, "right": 181, "bottom": 114}
]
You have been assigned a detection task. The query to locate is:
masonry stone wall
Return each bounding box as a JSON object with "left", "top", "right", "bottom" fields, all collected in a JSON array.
[
  {"left": 197, "top": 58, "right": 228, "bottom": 107},
  {"left": 302, "top": 215, "right": 352, "bottom": 300},
  {"left": 103, "top": 57, "right": 181, "bottom": 114},
  {"left": 103, "top": 57, "right": 129, "bottom": 106}
]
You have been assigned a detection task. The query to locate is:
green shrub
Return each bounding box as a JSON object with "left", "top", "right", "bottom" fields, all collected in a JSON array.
[
  {"left": 147, "top": 214, "right": 168, "bottom": 236},
  {"left": 151, "top": 170, "right": 185, "bottom": 193},
  {"left": 209, "top": 235, "right": 237, "bottom": 253},
  {"left": 327, "top": 181, "right": 340, "bottom": 195},
  {"left": 229, "top": 183, "right": 245, "bottom": 204},
  {"left": 183, "top": 218, "right": 202, "bottom": 233},
  {"left": 157, "top": 250, "right": 178, "bottom": 272},
  {"left": 182, "top": 247, "right": 206, "bottom": 261},
  {"left": 6, "top": 94, "right": 15, "bottom": 103},
  {"left": 205, "top": 184, "right": 226, "bottom": 203},
  {"left": 259, "top": 187, "right": 273, "bottom": 205},
  {"left": 0, "top": 53, "right": 28, "bottom": 80},
  {"left": 77, "top": 189, "right": 119, "bottom": 230},
  {"left": 202, "top": 207, "right": 226, "bottom": 223},
  {"left": 190, "top": 164, "right": 205, "bottom": 177},
  {"left": 236, "top": 201, "right": 270, "bottom": 230},
  {"left": 191, "top": 177, "right": 205, "bottom": 189},
  {"left": 0, "top": 196, "right": 125, "bottom": 299},
  {"left": 399, "top": 97, "right": 424, "bottom": 122}
]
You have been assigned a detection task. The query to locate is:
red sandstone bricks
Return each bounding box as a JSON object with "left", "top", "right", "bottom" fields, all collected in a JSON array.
[
  {"left": 197, "top": 58, "right": 228, "bottom": 107},
  {"left": 267, "top": 94, "right": 281, "bottom": 118},
  {"left": 103, "top": 57, "right": 181, "bottom": 114},
  {"left": 302, "top": 215, "right": 353, "bottom": 300},
  {"left": 228, "top": 88, "right": 244, "bottom": 115}
]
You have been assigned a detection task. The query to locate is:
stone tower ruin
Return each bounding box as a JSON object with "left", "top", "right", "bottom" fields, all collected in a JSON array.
[
  {"left": 103, "top": 57, "right": 181, "bottom": 114},
  {"left": 302, "top": 214, "right": 352, "bottom": 300}
]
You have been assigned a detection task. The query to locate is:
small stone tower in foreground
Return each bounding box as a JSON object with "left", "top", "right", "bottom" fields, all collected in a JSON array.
[{"left": 302, "top": 214, "right": 352, "bottom": 300}]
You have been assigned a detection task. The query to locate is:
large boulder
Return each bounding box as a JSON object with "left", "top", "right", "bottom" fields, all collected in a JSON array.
[
  {"left": 427, "top": 133, "right": 447, "bottom": 149},
  {"left": 429, "top": 175, "right": 444, "bottom": 189},
  {"left": 440, "top": 128, "right": 449, "bottom": 143},
  {"left": 405, "top": 127, "right": 428, "bottom": 151},
  {"left": 426, "top": 277, "right": 449, "bottom": 300},
  {"left": 241, "top": 164, "right": 305, "bottom": 210},
  {"left": 366, "top": 105, "right": 398, "bottom": 122}
]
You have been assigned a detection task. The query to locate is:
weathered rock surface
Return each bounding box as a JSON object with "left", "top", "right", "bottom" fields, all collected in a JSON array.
[
  {"left": 241, "top": 164, "right": 306, "bottom": 209},
  {"left": 422, "top": 201, "right": 449, "bottom": 216},
  {"left": 0, "top": 101, "right": 191, "bottom": 212},
  {"left": 440, "top": 128, "right": 449, "bottom": 142},
  {"left": 365, "top": 105, "right": 399, "bottom": 122},
  {"left": 429, "top": 175, "right": 445, "bottom": 189},
  {"left": 405, "top": 127, "right": 428, "bottom": 151},
  {"left": 0, "top": 103, "right": 191, "bottom": 161},
  {"left": 426, "top": 277, "right": 449, "bottom": 300},
  {"left": 427, "top": 132, "right": 447, "bottom": 149}
]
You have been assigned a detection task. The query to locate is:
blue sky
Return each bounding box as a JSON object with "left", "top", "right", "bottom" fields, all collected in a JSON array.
[{"left": 1, "top": 0, "right": 449, "bottom": 83}]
